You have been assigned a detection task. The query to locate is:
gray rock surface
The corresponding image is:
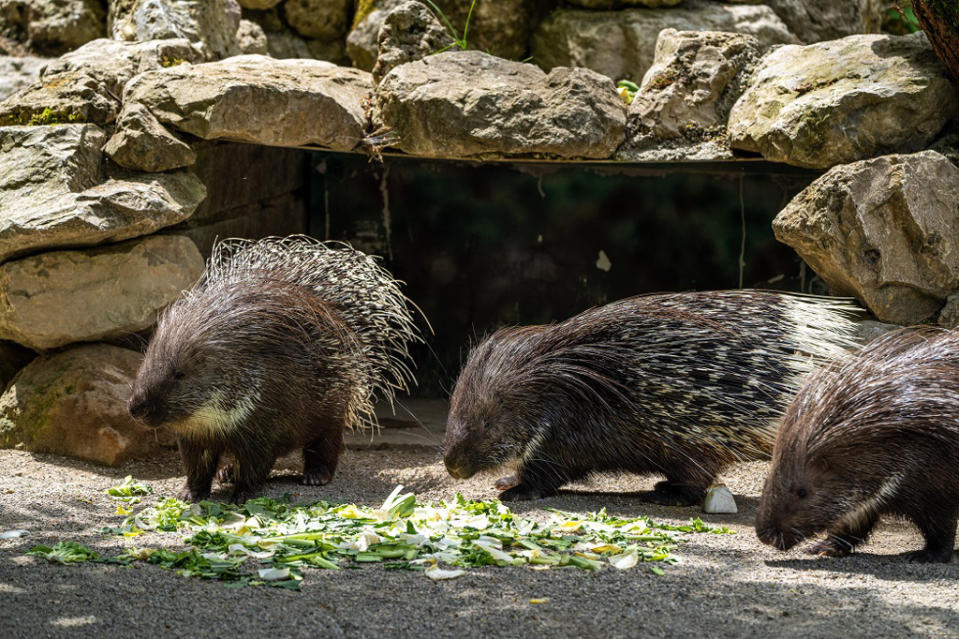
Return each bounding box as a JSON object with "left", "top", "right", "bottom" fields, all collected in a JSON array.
[
  {"left": 617, "top": 29, "right": 760, "bottom": 161},
  {"left": 773, "top": 151, "right": 959, "bottom": 324},
  {"left": 0, "top": 235, "right": 204, "bottom": 350},
  {"left": 728, "top": 33, "right": 959, "bottom": 169},
  {"left": 767, "top": 0, "right": 883, "bottom": 43},
  {"left": 372, "top": 1, "right": 454, "bottom": 85},
  {"left": 105, "top": 102, "right": 197, "bottom": 172},
  {"left": 283, "top": 0, "right": 350, "bottom": 41},
  {"left": 0, "top": 344, "right": 174, "bottom": 466},
  {"left": 530, "top": 1, "right": 797, "bottom": 83},
  {"left": 0, "top": 54, "right": 45, "bottom": 100},
  {"left": 123, "top": 55, "right": 370, "bottom": 149},
  {"left": 0, "top": 124, "right": 205, "bottom": 263},
  {"left": 0, "top": 38, "right": 202, "bottom": 125},
  {"left": 236, "top": 18, "right": 268, "bottom": 55},
  {"left": 373, "top": 50, "right": 626, "bottom": 158},
  {"left": 109, "top": 0, "right": 242, "bottom": 60},
  {"left": 0, "top": 0, "right": 105, "bottom": 55},
  {"left": 347, "top": 0, "right": 403, "bottom": 71}
]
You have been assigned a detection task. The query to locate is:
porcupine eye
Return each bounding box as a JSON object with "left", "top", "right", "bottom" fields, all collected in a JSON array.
[
  {"left": 172, "top": 369, "right": 186, "bottom": 381},
  {"left": 483, "top": 421, "right": 492, "bottom": 430},
  {"left": 797, "top": 488, "right": 807, "bottom": 498}
]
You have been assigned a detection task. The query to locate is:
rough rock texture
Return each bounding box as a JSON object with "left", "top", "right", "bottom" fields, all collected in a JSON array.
[
  {"left": 0, "top": 0, "right": 105, "bottom": 55},
  {"left": 349, "top": 0, "right": 539, "bottom": 71},
  {"left": 0, "top": 235, "right": 204, "bottom": 350},
  {"left": 0, "top": 55, "right": 45, "bottom": 100},
  {"left": 374, "top": 50, "right": 627, "bottom": 158},
  {"left": 0, "top": 38, "right": 202, "bottom": 125},
  {"left": 236, "top": 18, "right": 268, "bottom": 55},
  {"left": 530, "top": 1, "right": 797, "bottom": 83},
  {"left": 0, "top": 344, "right": 175, "bottom": 466},
  {"left": 0, "top": 124, "right": 205, "bottom": 263},
  {"left": 372, "top": 1, "right": 454, "bottom": 85},
  {"left": 728, "top": 33, "right": 959, "bottom": 169},
  {"left": 105, "top": 102, "right": 197, "bottom": 172},
  {"left": 767, "top": 0, "right": 883, "bottom": 43},
  {"left": 617, "top": 29, "right": 760, "bottom": 161},
  {"left": 773, "top": 151, "right": 959, "bottom": 324},
  {"left": 109, "top": 0, "right": 242, "bottom": 60},
  {"left": 123, "top": 55, "right": 370, "bottom": 149},
  {"left": 284, "top": 0, "right": 350, "bottom": 41},
  {"left": 939, "top": 293, "right": 959, "bottom": 328}
]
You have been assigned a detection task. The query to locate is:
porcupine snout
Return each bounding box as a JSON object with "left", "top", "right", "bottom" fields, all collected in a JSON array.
[{"left": 127, "top": 389, "right": 169, "bottom": 428}]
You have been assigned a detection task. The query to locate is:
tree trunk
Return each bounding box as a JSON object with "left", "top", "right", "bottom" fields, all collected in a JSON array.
[{"left": 913, "top": 0, "right": 959, "bottom": 84}]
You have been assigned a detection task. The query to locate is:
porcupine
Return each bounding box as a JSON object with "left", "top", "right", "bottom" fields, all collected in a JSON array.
[
  {"left": 756, "top": 326, "right": 959, "bottom": 563},
  {"left": 443, "top": 290, "right": 861, "bottom": 504},
  {"left": 128, "top": 236, "right": 422, "bottom": 503}
]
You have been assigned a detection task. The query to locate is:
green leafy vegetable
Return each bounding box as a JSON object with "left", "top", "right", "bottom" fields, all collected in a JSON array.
[
  {"left": 106, "top": 476, "right": 153, "bottom": 498},
  {"left": 31, "top": 486, "right": 733, "bottom": 590}
]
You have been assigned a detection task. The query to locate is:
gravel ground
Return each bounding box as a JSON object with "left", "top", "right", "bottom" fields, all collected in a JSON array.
[{"left": 1, "top": 438, "right": 957, "bottom": 639}]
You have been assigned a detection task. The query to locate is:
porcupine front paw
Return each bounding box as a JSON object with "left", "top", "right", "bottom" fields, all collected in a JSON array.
[
  {"left": 498, "top": 483, "right": 559, "bottom": 502},
  {"left": 215, "top": 464, "right": 235, "bottom": 484},
  {"left": 301, "top": 467, "right": 334, "bottom": 486},
  {"left": 807, "top": 538, "right": 853, "bottom": 558},
  {"left": 177, "top": 484, "right": 209, "bottom": 503},
  {"left": 494, "top": 474, "right": 520, "bottom": 491}
]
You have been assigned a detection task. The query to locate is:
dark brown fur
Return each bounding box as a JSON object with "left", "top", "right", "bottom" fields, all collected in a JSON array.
[
  {"left": 444, "top": 290, "right": 860, "bottom": 504},
  {"left": 756, "top": 327, "right": 959, "bottom": 563}
]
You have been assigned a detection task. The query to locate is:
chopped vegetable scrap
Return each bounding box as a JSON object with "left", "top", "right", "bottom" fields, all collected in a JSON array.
[{"left": 28, "top": 484, "right": 732, "bottom": 590}]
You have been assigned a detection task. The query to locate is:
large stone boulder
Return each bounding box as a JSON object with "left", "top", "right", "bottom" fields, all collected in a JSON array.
[
  {"left": 109, "top": 0, "right": 242, "bottom": 60},
  {"left": 767, "top": 0, "right": 883, "bottom": 44},
  {"left": 371, "top": 1, "right": 454, "bottom": 85},
  {"left": 0, "top": 38, "right": 202, "bottom": 125},
  {"left": 0, "top": 124, "right": 205, "bottom": 263},
  {"left": 373, "top": 50, "right": 626, "bottom": 158},
  {"left": 773, "top": 151, "right": 959, "bottom": 324},
  {"left": 0, "top": 344, "right": 175, "bottom": 466},
  {"left": 0, "top": 0, "right": 105, "bottom": 56},
  {"left": 122, "top": 55, "right": 370, "bottom": 149},
  {"left": 618, "top": 29, "right": 760, "bottom": 161},
  {"left": 728, "top": 33, "right": 959, "bottom": 169},
  {"left": 530, "top": 1, "right": 796, "bottom": 83},
  {"left": 0, "top": 235, "right": 204, "bottom": 350},
  {"left": 348, "top": 0, "right": 539, "bottom": 71},
  {"left": 0, "top": 55, "right": 45, "bottom": 100}
]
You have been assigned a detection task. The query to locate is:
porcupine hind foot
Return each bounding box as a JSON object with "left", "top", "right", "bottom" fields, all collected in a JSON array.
[
  {"left": 639, "top": 480, "right": 707, "bottom": 507},
  {"left": 905, "top": 511, "right": 957, "bottom": 563},
  {"left": 301, "top": 430, "right": 344, "bottom": 487}
]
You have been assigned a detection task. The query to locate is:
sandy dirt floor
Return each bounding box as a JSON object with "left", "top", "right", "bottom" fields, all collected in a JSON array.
[{"left": 0, "top": 402, "right": 956, "bottom": 639}]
